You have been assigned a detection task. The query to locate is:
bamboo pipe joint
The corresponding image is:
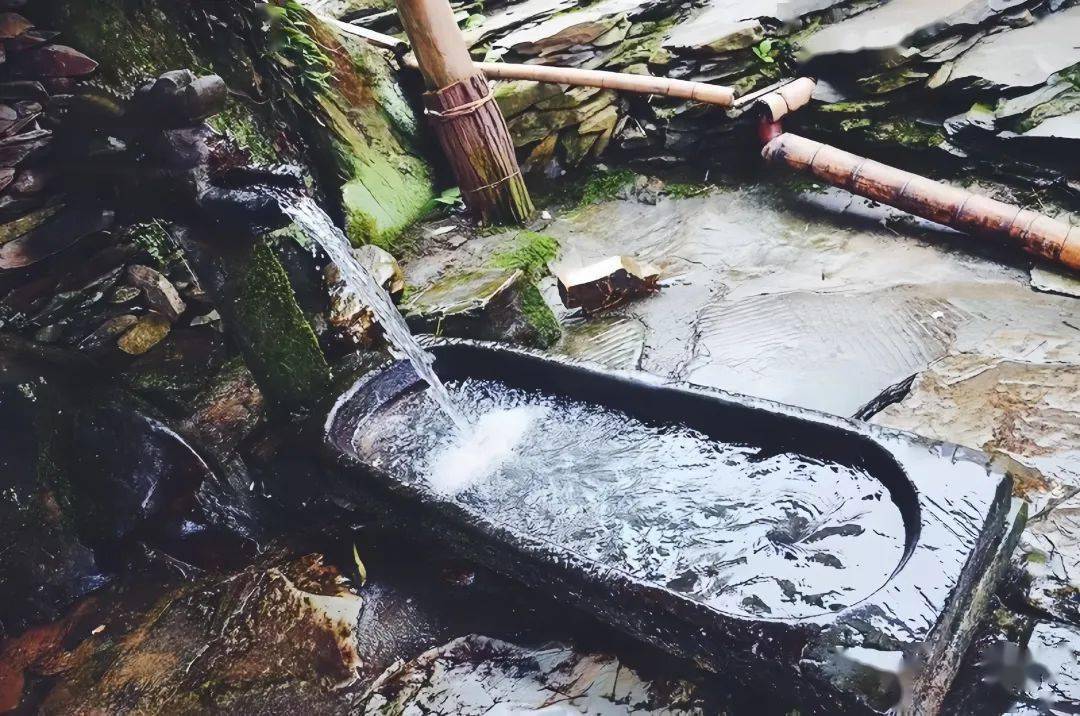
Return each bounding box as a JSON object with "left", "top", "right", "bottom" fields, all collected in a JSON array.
[{"left": 754, "top": 77, "right": 817, "bottom": 122}]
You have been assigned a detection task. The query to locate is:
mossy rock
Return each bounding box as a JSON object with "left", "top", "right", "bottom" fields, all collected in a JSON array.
[
  {"left": 36, "top": 0, "right": 288, "bottom": 165},
  {"left": 405, "top": 268, "right": 560, "bottom": 349},
  {"left": 304, "top": 17, "right": 435, "bottom": 255},
  {"left": 228, "top": 238, "right": 332, "bottom": 412},
  {"left": 0, "top": 380, "right": 102, "bottom": 633},
  {"left": 41, "top": 0, "right": 435, "bottom": 253},
  {"left": 491, "top": 230, "right": 559, "bottom": 277}
]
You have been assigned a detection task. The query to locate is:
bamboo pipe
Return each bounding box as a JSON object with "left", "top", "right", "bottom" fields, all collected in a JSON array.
[
  {"left": 763, "top": 133, "right": 1080, "bottom": 270},
  {"left": 326, "top": 18, "right": 736, "bottom": 107},
  {"left": 473, "top": 62, "right": 735, "bottom": 107}
]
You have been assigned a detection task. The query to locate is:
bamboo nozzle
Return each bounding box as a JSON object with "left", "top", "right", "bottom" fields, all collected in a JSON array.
[
  {"left": 763, "top": 132, "right": 1080, "bottom": 271},
  {"left": 754, "top": 77, "right": 816, "bottom": 122}
]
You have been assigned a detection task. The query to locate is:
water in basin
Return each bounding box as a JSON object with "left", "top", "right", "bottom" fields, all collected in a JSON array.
[{"left": 354, "top": 377, "right": 907, "bottom": 620}]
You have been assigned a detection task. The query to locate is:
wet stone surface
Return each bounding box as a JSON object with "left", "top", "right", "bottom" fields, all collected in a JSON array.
[
  {"left": 537, "top": 179, "right": 1076, "bottom": 418},
  {"left": 358, "top": 635, "right": 707, "bottom": 714}
]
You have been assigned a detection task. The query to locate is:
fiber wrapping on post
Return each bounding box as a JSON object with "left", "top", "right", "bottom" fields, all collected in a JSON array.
[{"left": 423, "top": 74, "right": 534, "bottom": 224}]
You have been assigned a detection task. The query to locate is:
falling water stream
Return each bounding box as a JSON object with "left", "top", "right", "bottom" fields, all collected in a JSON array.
[{"left": 284, "top": 198, "right": 468, "bottom": 428}]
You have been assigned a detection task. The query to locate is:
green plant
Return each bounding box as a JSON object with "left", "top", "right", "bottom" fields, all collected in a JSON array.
[
  {"left": 752, "top": 38, "right": 780, "bottom": 65},
  {"left": 579, "top": 168, "right": 635, "bottom": 206},
  {"left": 664, "top": 183, "right": 710, "bottom": 199},
  {"left": 128, "top": 220, "right": 175, "bottom": 265},
  {"left": 433, "top": 186, "right": 463, "bottom": 207},
  {"left": 266, "top": 1, "right": 334, "bottom": 95}
]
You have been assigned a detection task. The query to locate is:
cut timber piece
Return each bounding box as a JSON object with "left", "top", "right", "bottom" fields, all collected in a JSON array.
[
  {"left": 762, "top": 133, "right": 1080, "bottom": 272},
  {"left": 556, "top": 255, "right": 660, "bottom": 313}
]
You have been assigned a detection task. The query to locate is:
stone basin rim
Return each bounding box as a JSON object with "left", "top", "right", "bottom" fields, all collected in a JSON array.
[{"left": 325, "top": 338, "right": 930, "bottom": 624}]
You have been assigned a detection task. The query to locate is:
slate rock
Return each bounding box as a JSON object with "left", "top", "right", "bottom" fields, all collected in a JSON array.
[
  {"left": 126, "top": 264, "right": 187, "bottom": 322},
  {"left": 0, "top": 206, "right": 114, "bottom": 270},
  {"left": 5, "top": 29, "right": 59, "bottom": 53},
  {"left": 117, "top": 313, "right": 171, "bottom": 356},
  {"left": 11, "top": 555, "right": 362, "bottom": 713},
  {"left": 9, "top": 44, "right": 98, "bottom": 78},
  {"left": 0, "top": 80, "right": 47, "bottom": 103},
  {"left": 132, "top": 70, "right": 227, "bottom": 127},
  {"left": 0, "top": 128, "right": 51, "bottom": 168},
  {"left": 932, "top": 6, "right": 1080, "bottom": 91},
  {"left": 800, "top": 0, "right": 1030, "bottom": 61},
  {"left": 359, "top": 635, "right": 705, "bottom": 713},
  {"left": 663, "top": 17, "right": 765, "bottom": 55},
  {"left": 76, "top": 314, "right": 138, "bottom": 355},
  {"left": 0, "top": 11, "right": 31, "bottom": 39},
  {"left": 406, "top": 268, "right": 561, "bottom": 348},
  {"left": 1009, "top": 621, "right": 1080, "bottom": 713},
  {"left": 62, "top": 390, "right": 215, "bottom": 543},
  {"left": 0, "top": 381, "right": 105, "bottom": 634}
]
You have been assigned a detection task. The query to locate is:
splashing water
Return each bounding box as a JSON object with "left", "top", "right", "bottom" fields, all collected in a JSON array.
[
  {"left": 283, "top": 197, "right": 467, "bottom": 428},
  {"left": 426, "top": 405, "right": 546, "bottom": 495}
]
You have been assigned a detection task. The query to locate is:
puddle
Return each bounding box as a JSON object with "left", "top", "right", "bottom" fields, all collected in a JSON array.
[{"left": 354, "top": 378, "right": 907, "bottom": 620}]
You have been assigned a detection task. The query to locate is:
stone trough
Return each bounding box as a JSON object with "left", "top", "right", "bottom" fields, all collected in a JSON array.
[{"left": 323, "top": 340, "right": 1024, "bottom": 714}]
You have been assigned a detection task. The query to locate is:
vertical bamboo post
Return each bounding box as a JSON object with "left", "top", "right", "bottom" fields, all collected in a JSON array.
[{"left": 394, "top": 0, "right": 534, "bottom": 224}]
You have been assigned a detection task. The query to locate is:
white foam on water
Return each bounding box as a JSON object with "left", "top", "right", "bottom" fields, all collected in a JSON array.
[{"left": 426, "top": 406, "right": 545, "bottom": 495}]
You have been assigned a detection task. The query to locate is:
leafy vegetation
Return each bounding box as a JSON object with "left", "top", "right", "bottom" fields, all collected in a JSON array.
[
  {"left": 664, "top": 183, "right": 710, "bottom": 199},
  {"left": 126, "top": 220, "right": 176, "bottom": 268},
  {"left": 751, "top": 37, "right": 793, "bottom": 78},
  {"left": 752, "top": 38, "right": 780, "bottom": 65},
  {"left": 579, "top": 168, "right": 635, "bottom": 205},
  {"left": 266, "top": 0, "right": 334, "bottom": 95}
]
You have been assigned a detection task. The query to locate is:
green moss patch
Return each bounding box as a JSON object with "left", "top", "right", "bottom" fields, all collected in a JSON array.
[
  {"left": 123, "top": 220, "right": 176, "bottom": 268},
  {"left": 519, "top": 281, "right": 561, "bottom": 348},
  {"left": 664, "top": 183, "right": 710, "bottom": 199},
  {"left": 313, "top": 32, "right": 435, "bottom": 255},
  {"left": 230, "top": 239, "right": 331, "bottom": 411},
  {"left": 579, "top": 168, "right": 635, "bottom": 206},
  {"left": 492, "top": 231, "right": 559, "bottom": 277},
  {"left": 207, "top": 101, "right": 283, "bottom": 165}
]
